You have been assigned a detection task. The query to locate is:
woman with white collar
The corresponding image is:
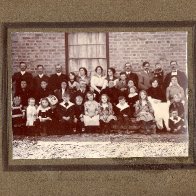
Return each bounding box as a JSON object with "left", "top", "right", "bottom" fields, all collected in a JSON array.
[{"left": 90, "top": 66, "right": 107, "bottom": 101}]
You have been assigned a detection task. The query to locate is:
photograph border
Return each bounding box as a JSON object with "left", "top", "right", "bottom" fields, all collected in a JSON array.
[{"left": 2, "top": 21, "right": 196, "bottom": 171}]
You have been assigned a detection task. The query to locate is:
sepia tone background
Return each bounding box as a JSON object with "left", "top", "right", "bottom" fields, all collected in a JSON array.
[{"left": 1, "top": 0, "right": 196, "bottom": 195}]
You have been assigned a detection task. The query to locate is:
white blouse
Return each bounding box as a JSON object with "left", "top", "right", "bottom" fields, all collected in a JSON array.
[{"left": 91, "top": 74, "right": 107, "bottom": 92}]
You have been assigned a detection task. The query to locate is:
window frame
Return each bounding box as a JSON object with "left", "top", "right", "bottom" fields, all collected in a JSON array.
[{"left": 65, "top": 32, "right": 110, "bottom": 74}]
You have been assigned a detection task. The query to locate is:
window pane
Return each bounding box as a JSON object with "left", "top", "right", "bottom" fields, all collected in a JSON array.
[
  {"left": 69, "top": 59, "right": 107, "bottom": 75},
  {"left": 68, "top": 32, "right": 107, "bottom": 73}
]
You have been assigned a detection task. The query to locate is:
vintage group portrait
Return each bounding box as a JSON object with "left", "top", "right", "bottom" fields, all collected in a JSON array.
[{"left": 4, "top": 23, "right": 194, "bottom": 168}]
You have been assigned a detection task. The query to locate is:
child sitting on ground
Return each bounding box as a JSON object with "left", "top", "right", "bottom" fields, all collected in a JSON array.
[
  {"left": 115, "top": 96, "right": 131, "bottom": 131},
  {"left": 57, "top": 92, "right": 75, "bottom": 134},
  {"left": 12, "top": 96, "right": 26, "bottom": 136},
  {"left": 73, "top": 96, "right": 85, "bottom": 133},
  {"left": 169, "top": 94, "right": 185, "bottom": 119},
  {"left": 37, "top": 98, "right": 52, "bottom": 136},
  {"left": 83, "top": 91, "right": 100, "bottom": 132},
  {"left": 127, "top": 85, "right": 139, "bottom": 117},
  {"left": 47, "top": 95, "right": 59, "bottom": 135},
  {"left": 168, "top": 109, "right": 185, "bottom": 133},
  {"left": 26, "top": 97, "right": 38, "bottom": 136},
  {"left": 135, "top": 90, "right": 156, "bottom": 134},
  {"left": 98, "top": 94, "right": 117, "bottom": 133}
]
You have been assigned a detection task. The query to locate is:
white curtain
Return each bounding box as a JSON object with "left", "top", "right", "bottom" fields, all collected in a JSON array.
[{"left": 68, "top": 32, "right": 107, "bottom": 75}]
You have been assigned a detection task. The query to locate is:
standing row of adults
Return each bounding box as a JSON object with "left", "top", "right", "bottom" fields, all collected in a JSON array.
[{"left": 12, "top": 61, "right": 188, "bottom": 100}]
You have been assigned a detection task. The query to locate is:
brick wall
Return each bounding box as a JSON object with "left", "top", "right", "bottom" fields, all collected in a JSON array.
[
  {"left": 11, "top": 32, "right": 66, "bottom": 76},
  {"left": 109, "top": 32, "right": 187, "bottom": 74},
  {"left": 11, "top": 31, "right": 187, "bottom": 76}
]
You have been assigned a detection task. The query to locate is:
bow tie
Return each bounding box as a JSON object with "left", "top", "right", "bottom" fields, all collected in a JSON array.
[
  {"left": 174, "top": 117, "right": 178, "bottom": 120},
  {"left": 64, "top": 102, "right": 69, "bottom": 107}
]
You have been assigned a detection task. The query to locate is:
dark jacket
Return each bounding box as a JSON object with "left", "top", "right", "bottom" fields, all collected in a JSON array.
[
  {"left": 147, "top": 86, "right": 164, "bottom": 101},
  {"left": 169, "top": 102, "right": 185, "bottom": 118},
  {"left": 49, "top": 73, "right": 68, "bottom": 91},
  {"left": 74, "top": 105, "right": 84, "bottom": 119},
  {"left": 33, "top": 75, "right": 50, "bottom": 91},
  {"left": 54, "top": 88, "right": 69, "bottom": 102},
  {"left": 57, "top": 102, "right": 75, "bottom": 120},
  {"left": 35, "top": 87, "right": 53, "bottom": 104},
  {"left": 12, "top": 72, "right": 33, "bottom": 92},
  {"left": 15, "top": 88, "right": 33, "bottom": 107},
  {"left": 125, "top": 72, "right": 139, "bottom": 88},
  {"left": 101, "top": 87, "right": 120, "bottom": 105},
  {"left": 163, "top": 70, "right": 187, "bottom": 92},
  {"left": 73, "top": 89, "right": 88, "bottom": 103}
]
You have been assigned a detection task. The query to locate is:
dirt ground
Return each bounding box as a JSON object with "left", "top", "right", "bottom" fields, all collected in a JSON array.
[{"left": 12, "top": 132, "right": 189, "bottom": 159}]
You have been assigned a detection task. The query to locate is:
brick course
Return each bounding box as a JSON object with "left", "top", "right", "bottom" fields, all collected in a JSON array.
[
  {"left": 109, "top": 32, "right": 187, "bottom": 74},
  {"left": 11, "top": 32, "right": 66, "bottom": 76},
  {"left": 11, "top": 31, "right": 187, "bottom": 76}
]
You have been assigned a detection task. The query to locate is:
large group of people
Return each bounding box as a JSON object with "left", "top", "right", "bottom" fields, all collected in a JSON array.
[{"left": 12, "top": 60, "right": 188, "bottom": 136}]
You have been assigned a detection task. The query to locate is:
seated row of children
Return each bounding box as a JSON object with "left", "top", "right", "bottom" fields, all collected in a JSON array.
[{"left": 12, "top": 84, "right": 186, "bottom": 136}]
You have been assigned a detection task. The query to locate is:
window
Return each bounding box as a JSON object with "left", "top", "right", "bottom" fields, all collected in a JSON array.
[{"left": 67, "top": 32, "right": 108, "bottom": 75}]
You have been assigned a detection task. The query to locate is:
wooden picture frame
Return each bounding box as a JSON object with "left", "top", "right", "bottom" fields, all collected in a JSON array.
[{"left": 2, "top": 21, "right": 196, "bottom": 171}]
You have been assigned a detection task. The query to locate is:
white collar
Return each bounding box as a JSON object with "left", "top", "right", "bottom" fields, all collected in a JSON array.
[
  {"left": 38, "top": 74, "right": 44, "bottom": 78},
  {"left": 128, "top": 92, "right": 138, "bottom": 98},
  {"left": 116, "top": 102, "right": 129, "bottom": 111},
  {"left": 80, "top": 75, "right": 86, "bottom": 79},
  {"left": 56, "top": 72, "right": 62, "bottom": 76},
  {"left": 126, "top": 71, "right": 131, "bottom": 74},
  {"left": 170, "top": 116, "right": 181, "bottom": 123},
  {"left": 79, "top": 88, "right": 86, "bottom": 92},
  {"left": 37, "top": 105, "right": 50, "bottom": 112},
  {"left": 60, "top": 101, "right": 74, "bottom": 109},
  {"left": 171, "top": 71, "right": 177, "bottom": 76},
  {"left": 95, "top": 73, "right": 103, "bottom": 78},
  {"left": 100, "top": 103, "right": 109, "bottom": 109},
  {"left": 169, "top": 82, "right": 180, "bottom": 87},
  {"left": 20, "top": 71, "right": 26, "bottom": 75},
  {"left": 28, "top": 105, "right": 36, "bottom": 108}
]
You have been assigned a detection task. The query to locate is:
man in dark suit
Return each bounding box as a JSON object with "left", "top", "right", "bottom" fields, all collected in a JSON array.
[
  {"left": 12, "top": 61, "right": 33, "bottom": 93},
  {"left": 49, "top": 64, "right": 68, "bottom": 92},
  {"left": 33, "top": 64, "right": 50, "bottom": 92},
  {"left": 163, "top": 61, "right": 188, "bottom": 92},
  {"left": 138, "top": 61, "right": 154, "bottom": 91},
  {"left": 124, "top": 62, "right": 139, "bottom": 88}
]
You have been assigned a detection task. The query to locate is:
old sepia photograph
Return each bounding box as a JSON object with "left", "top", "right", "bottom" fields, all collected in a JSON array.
[{"left": 11, "top": 31, "right": 188, "bottom": 159}]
